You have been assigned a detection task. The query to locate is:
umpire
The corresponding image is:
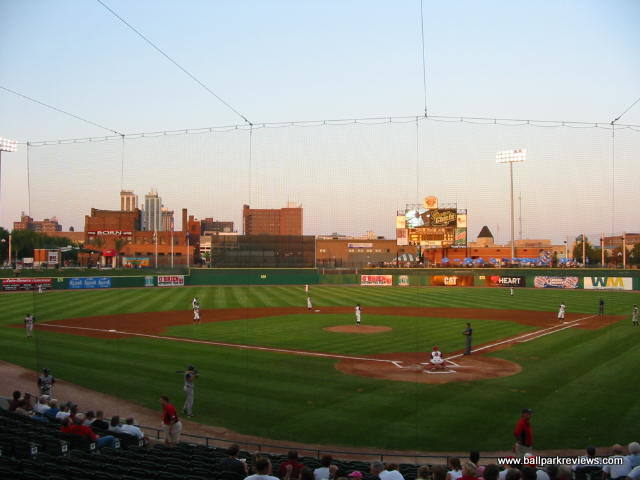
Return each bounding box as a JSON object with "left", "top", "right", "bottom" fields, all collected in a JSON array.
[{"left": 463, "top": 323, "right": 473, "bottom": 355}]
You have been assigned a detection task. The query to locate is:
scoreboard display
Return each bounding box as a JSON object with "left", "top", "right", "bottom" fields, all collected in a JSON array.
[{"left": 397, "top": 198, "right": 467, "bottom": 247}]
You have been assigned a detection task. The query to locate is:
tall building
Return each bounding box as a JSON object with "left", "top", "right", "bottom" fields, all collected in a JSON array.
[
  {"left": 120, "top": 190, "right": 138, "bottom": 212},
  {"left": 143, "top": 189, "right": 161, "bottom": 232},
  {"left": 13, "top": 213, "right": 62, "bottom": 232},
  {"left": 201, "top": 218, "right": 234, "bottom": 234},
  {"left": 161, "top": 207, "right": 175, "bottom": 232},
  {"left": 242, "top": 203, "right": 303, "bottom": 235}
]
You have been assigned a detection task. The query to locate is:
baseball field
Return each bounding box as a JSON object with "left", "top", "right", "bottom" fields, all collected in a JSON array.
[{"left": 1, "top": 284, "right": 639, "bottom": 452}]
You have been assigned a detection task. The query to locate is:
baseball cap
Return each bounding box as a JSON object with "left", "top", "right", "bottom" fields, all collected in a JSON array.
[
  {"left": 349, "top": 472, "right": 363, "bottom": 478},
  {"left": 522, "top": 408, "right": 533, "bottom": 414}
]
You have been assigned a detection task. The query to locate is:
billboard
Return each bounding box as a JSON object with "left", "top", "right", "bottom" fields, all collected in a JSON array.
[
  {"left": 123, "top": 257, "right": 150, "bottom": 268},
  {"left": 398, "top": 275, "right": 410, "bottom": 286},
  {"left": 431, "top": 275, "right": 473, "bottom": 287},
  {"left": 396, "top": 228, "right": 409, "bottom": 246},
  {"left": 361, "top": 275, "right": 393, "bottom": 286},
  {"left": 454, "top": 228, "right": 467, "bottom": 246},
  {"left": 584, "top": 277, "right": 632, "bottom": 291},
  {"left": 456, "top": 214, "right": 467, "bottom": 228},
  {"left": 484, "top": 275, "right": 526, "bottom": 288},
  {"left": 534, "top": 276, "right": 579, "bottom": 289},
  {"left": 409, "top": 227, "right": 454, "bottom": 247},
  {"left": 423, "top": 196, "right": 438, "bottom": 209},
  {"left": 47, "top": 251, "right": 60, "bottom": 265},
  {"left": 396, "top": 216, "right": 406, "bottom": 229},
  {"left": 2, "top": 278, "right": 52, "bottom": 291},
  {"left": 404, "top": 208, "right": 456, "bottom": 228},
  {"left": 157, "top": 275, "right": 185, "bottom": 287},
  {"left": 69, "top": 277, "right": 112, "bottom": 289},
  {"left": 87, "top": 230, "right": 133, "bottom": 236}
]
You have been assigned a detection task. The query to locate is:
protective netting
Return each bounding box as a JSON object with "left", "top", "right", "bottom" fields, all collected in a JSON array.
[{"left": 11, "top": 119, "right": 640, "bottom": 243}]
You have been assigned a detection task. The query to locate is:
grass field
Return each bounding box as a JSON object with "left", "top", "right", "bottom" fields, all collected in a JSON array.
[{"left": 1, "top": 285, "right": 639, "bottom": 452}]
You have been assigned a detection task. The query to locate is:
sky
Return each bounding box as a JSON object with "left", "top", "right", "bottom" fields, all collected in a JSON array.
[{"left": 0, "top": 0, "right": 639, "bottom": 243}]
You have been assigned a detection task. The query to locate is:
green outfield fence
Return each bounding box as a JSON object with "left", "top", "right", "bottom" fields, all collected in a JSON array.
[{"left": 1, "top": 267, "right": 640, "bottom": 290}]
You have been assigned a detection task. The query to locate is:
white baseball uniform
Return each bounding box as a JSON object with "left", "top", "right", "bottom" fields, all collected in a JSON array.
[
  {"left": 430, "top": 350, "right": 444, "bottom": 365},
  {"left": 24, "top": 315, "right": 34, "bottom": 337},
  {"left": 193, "top": 307, "right": 200, "bottom": 322},
  {"left": 355, "top": 305, "right": 361, "bottom": 325},
  {"left": 558, "top": 304, "right": 566, "bottom": 320},
  {"left": 632, "top": 307, "right": 638, "bottom": 326},
  {"left": 307, "top": 297, "right": 313, "bottom": 310},
  {"left": 304, "top": 284, "right": 309, "bottom": 293}
]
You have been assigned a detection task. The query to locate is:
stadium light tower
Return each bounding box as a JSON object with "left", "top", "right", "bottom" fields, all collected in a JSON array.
[
  {"left": 0, "top": 137, "right": 18, "bottom": 227},
  {"left": 496, "top": 148, "right": 526, "bottom": 260}
]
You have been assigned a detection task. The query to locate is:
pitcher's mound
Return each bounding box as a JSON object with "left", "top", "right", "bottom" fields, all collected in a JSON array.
[{"left": 324, "top": 325, "right": 392, "bottom": 334}]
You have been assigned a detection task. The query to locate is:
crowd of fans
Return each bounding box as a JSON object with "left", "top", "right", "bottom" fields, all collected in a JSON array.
[
  {"left": 5, "top": 388, "right": 640, "bottom": 480},
  {"left": 7, "top": 388, "right": 147, "bottom": 449}
]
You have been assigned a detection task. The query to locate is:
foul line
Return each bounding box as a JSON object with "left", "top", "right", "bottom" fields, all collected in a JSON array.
[
  {"left": 447, "top": 314, "right": 595, "bottom": 360},
  {"left": 38, "top": 323, "right": 399, "bottom": 364}
]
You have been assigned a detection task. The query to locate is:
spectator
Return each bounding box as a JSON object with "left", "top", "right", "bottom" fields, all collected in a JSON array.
[
  {"left": 514, "top": 409, "right": 534, "bottom": 457},
  {"left": 220, "top": 444, "right": 248, "bottom": 476},
  {"left": 447, "top": 458, "right": 463, "bottom": 480},
  {"left": 499, "top": 461, "right": 519, "bottom": 480},
  {"left": 245, "top": 456, "right": 279, "bottom": 480},
  {"left": 34, "top": 395, "right": 51, "bottom": 415},
  {"left": 484, "top": 465, "right": 500, "bottom": 480},
  {"left": 109, "top": 415, "right": 123, "bottom": 433},
  {"left": 628, "top": 467, "right": 640, "bottom": 480},
  {"left": 314, "top": 455, "right": 337, "bottom": 480},
  {"left": 555, "top": 466, "right": 572, "bottom": 480},
  {"left": 84, "top": 411, "right": 95, "bottom": 426},
  {"left": 160, "top": 395, "right": 182, "bottom": 447},
  {"left": 300, "top": 468, "right": 315, "bottom": 480},
  {"left": 348, "top": 472, "right": 363, "bottom": 480},
  {"left": 68, "top": 403, "right": 78, "bottom": 422},
  {"left": 44, "top": 399, "right": 60, "bottom": 421},
  {"left": 91, "top": 410, "right": 109, "bottom": 431},
  {"left": 416, "top": 466, "right": 431, "bottom": 480},
  {"left": 521, "top": 467, "right": 537, "bottom": 480},
  {"left": 603, "top": 444, "right": 631, "bottom": 480},
  {"left": 370, "top": 463, "right": 384, "bottom": 480},
  {"left": 22, "top": 393, "right": 34, "bottom": 412},
  {"left": 8, "top": 391, "right": 23, "bottom": 411},
  {"left": 470, "top": 452, "right": 485, "bottom": 478},
  {"left": 119, "top": 417, "right": 144, "bottom": 440},
  {"left": 279, "top": 451, "right": 305, "bottom": 480},
  {"left": 432, "top": 466, "right": 448, "bottom": 480},
  {"left": 380, "top": 464, "right": 405, "bottom": 480},
  {"left": 505, "top": 469, "right": 521, "bottom": 480},
  {"left": 459, "top": 462, "right": 479, "bottom": 480},
  {"left": 61, "top": 413, "right": 116, "bottom": 449},
  {"left": 56, "top": 404, "right": 71, "bottom": 421},
  {"left": 573, "top": 446, "right": 602, "bottom": 474},
  {"left": 627, "top": 443, "right": 640, "bottom": 470}
]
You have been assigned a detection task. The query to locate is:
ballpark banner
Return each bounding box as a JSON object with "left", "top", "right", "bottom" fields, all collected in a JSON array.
[
  {"left": 534, "top": 276, "right": 579, "bottom": 289},
  {"left": 484, "top": 275, "right": 526, "bottom": 288},
  {"left": 431, "top": 275, "right": 473, "bottom": 287},
  {"left": 2, "top": 278, "right": 52, "bottom": 291},
  {"left": 397, "top": 275, "right": 410, "bottom": 286},
  {"left": 361, "top": 275, "right": 392, "bottom": 286},
  {"left": 584, "top": 277, "right": 632, "bottom": 291},
  {"left": 157, "top": 275, "right": 185, "bottom": 287},
  {"left": 69, "top": 277, "right": 112, "bottom": 289}
]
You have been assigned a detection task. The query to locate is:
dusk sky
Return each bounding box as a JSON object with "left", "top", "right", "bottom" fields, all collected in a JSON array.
[{"left": 1, "top": 0, "right": 638, "bottom": 243}]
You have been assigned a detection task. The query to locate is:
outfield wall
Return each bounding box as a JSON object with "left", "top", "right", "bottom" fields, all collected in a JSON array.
[{"left": 2, "top": 268, "right": 640, "bottom": 290}]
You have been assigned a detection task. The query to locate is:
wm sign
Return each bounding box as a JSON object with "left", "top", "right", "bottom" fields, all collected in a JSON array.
[{"left": 584, "top": 277, "right": 632, "bottom": 290}]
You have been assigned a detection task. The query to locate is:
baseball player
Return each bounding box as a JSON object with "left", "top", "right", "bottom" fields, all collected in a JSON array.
[
  {"left": 38, "top": 284, "right": 43, "bottom": 294},
  {"left": 598, "top": 299, "right": 605, "bottom": 316},
  {"left": 24, "top": 313, "right": 35, "bottom": 338},
  {"left": 632, "top": 305, "right": 638, "bottom": 327},
  {"left": 463, "top": 322, "right": 473, "bottom": 355},
  {"left": 428, "top": 346, "right": 445, "bottom": 370},
  {"left": 355, "top": 304, "right": 362, "bottom": 326},
  {"left": 192, "top": 297, "right": 199, "bottom": 310},
  {"left": 304, "top": 284, "right": 309, "bottom": 293},
  {"left": 182, "top": 365, "right": 198, "bottom": 418},
  {"left": 38, "top": 368, "right": 55, "bottom": 396},
  {"left": 193, "top": 305, "right": 200, "bottom": 324},
  {"left": 510, "top": 287, "right": 514, "bottom": 296},
  {"left": 558, "top": 302, "right": 566, "bottom": 322},
  {"left": 307, "top": 295, "right": 313, "bottom": 311}
]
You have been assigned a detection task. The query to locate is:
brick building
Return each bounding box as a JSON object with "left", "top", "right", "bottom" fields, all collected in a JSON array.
[
  {"left": 13, "top": 213, "right": 62, "bottom": 232},
  {"left": 242, "top": 203, "right": 302, "bottom": 236}
]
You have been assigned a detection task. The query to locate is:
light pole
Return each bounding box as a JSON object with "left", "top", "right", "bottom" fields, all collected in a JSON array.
[
  {"left": 0, "top": 137, "right": 18, "bottom": 231},
  {"left": 496, "top": 149, "right": 526, "bottom": 260}
]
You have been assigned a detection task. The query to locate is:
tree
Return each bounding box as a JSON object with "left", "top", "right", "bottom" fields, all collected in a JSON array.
[
  {"left": 113, "top": 238, "right": 129, "bottom": 268},
  {"left": 630, "top": 243, "right": 640, "bottom": 266},
  {"left": 572, "top": 236, "right": 600, "bottom": 265}
]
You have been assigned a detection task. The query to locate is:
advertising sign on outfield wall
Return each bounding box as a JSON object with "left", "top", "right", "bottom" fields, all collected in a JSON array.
[
  {"left": 398, "top": 275, "right": 410, "bottom": 286},
  {"left": 157, "top": 275, "right": 185, "bottom": 287},
  {"left": 361, "top": 275, "right": 393, "bottom": 286},
  {"left": 2, "top": 278, "right": 52, "bottom": 291},
  {"left": 431, "top": 275, "right": 473, "bottom": 287},
  {"left": 69, "top": 277, "right": 112, "bottom": 289},
  {"left": 484, "top": 276, "right": 526, "bottom": 288},
  {"left": 534, "top": 276, "right": 579, "bottom": 289},
  {"left": 584, "top": 277, "right": 632, "bottom": 290}
]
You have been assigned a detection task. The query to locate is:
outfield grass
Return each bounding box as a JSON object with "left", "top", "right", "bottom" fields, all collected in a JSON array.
[{"left": 1, "top": 285, "right": 639, "bottom": 452}]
